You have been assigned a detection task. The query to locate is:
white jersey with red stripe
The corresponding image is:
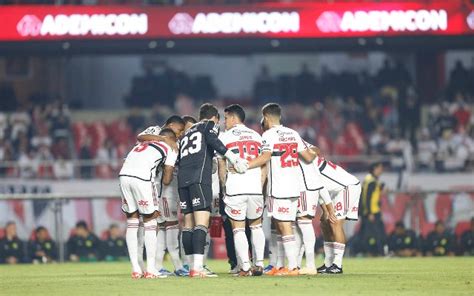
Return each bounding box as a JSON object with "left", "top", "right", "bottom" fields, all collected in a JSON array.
[
  {"left": 119, "top": 141, "right": 177, "bottom": 181},
  {"left": 219, "top": 124, "right": 263, "bottom": 196},
  {"left": 262, "top": 125, "right": 308, "bottom": 199},
  {"left": 316, "top": 156, "right": 359, "bottom": 192}
]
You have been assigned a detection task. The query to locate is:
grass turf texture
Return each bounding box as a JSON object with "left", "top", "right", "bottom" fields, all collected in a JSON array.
[{"left": 1, "top": 258, "right": 472, "bottom": 295}]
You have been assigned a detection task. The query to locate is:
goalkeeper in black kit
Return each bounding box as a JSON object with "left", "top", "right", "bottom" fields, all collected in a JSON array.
[{"left": 178, "top": 103, "right": 248, "bottom": 278}]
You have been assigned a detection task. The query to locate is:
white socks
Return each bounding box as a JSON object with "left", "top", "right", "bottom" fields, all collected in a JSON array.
[
  {"left": 282, "top": 235, "right": 297, "bottom": 270},
  {"left": 143, "top": 219, "right": 158, "bottom": 274},
  {"left": 293, "top": 224, "right": 303, "bottom": 268},
  {"left": 193, "top": 254, "right": 204, "bottom": 272},
  {"left": 269, "top": 229, "right": 278, "bottom": 266},
  {"left": 298, "top": 220, "right": 316, "bottom": 270},
  {"left": 233, "top": 228, "right": 251, "bottom": 271},
  {"left": 276, "top": 235, "right": 285, "bottom": 268},
  {"left": 137, "top": 221, "right": 145, "bottom": 271},
  {"left": 324, "top": 242, "right": 335, "bottom": 267},
  {"left": 333, "top": 242, "right": 345, "bottom": 268},
  {"left": 166, "top": 224, "right": 183, "bottom": 270},
  {"left": 250, "top": 224, "right": 265, "bottom": 268},
  {"left": 126, "top": 218, "right": 141, "bottom": 273},
  {"left": 155, "top": 226, "right": 166, "bottom": 271}
]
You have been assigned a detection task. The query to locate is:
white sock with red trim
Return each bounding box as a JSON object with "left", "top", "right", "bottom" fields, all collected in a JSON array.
[
  {"left": 126, "top": 218, "right": 141, "bottom": 273},
  {"left": 143, "top": 220, "right": 158, "bottom": 274}
]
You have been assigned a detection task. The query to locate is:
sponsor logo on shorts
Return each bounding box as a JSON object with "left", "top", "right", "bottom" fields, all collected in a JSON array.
[
  {"left": 192, "top": 197, "right": 201, "bottom": 206},
  {"left": 256, "top": 207, "right": 263, "bottom": 214},
  {"left": 336, "top": 213, "right": 342, "bottom": 217},
  {"left": 352, "top": 206, "right": 358, "bottom": 212},
  {"left": 138, "top": 200, "right": 149, "bottom": 207},
  {"left": 230, "top": 209, "right": 241, "bottom": 215},
  {"left": 278, "top": 207, "right": 289, "bottom": 214},
  {"left": 180, "top": 202, "right": 187, "bottom": 209}
]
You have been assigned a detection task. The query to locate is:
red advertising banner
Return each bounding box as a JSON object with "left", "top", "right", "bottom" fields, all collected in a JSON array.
[{"left": 0, "top": 2, "right": 473, "bottom": 42}]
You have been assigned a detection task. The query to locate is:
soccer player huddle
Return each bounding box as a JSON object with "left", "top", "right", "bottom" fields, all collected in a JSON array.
[{"left": 118, "top": 102, "right": 361, "bottom": 278}]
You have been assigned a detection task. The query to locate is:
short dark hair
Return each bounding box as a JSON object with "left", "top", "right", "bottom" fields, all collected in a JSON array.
[
  {"left": 369, "top": 161, "right": 383, "bottom": 173},
  {"left": 76, "top": 220, "right": 88, "bottom": 230},
  {"left": 262, "top": 103, "right": 281, "bottom": 117},
  {"left": 182, "top": 115, "right": 197, "bottom": 125},
  {"left": 199, "top": 103, "right": 219, "bottom": 120},
  {"left": 159, "top": 128, "right": 177, "bottom": 140},
  {"left": 164, "top": 115, "right": 185, "bottom": 126},
  {"left": 5, "top": 221, "right": 15, "bottom": 228},
  {"left": 35, "top": 226, "right": 46, "bottom": 234},
  {"left": 224, "top": 104, "right": 246, "bottom": 123}
]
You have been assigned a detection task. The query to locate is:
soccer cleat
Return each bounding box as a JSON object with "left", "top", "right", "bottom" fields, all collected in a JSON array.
[
  {"left": 326, "top": 264, "right": 343, "bottom": 274},
  {"left": 228, "top": 266, "right": 240, "bottom": 275},
  {"left": 316, "top": 264, "right": 329, "bottom": 274},
  {"left": 203, "top": 265, "right": 218, "bottom": 278},
  {"left": 263, "top": 265, "right": 274, "bottom": 274},
  {"left": 159, "top": 268, "right": 174, "bottom": 276},
  {"left": 265, "top": 266, "right": 280, "bottom": 276},
  {"left": 299, "top": 267, "right": 317, "bottom": 275},
  {"left": 131, "top": 272, "right": 143, "bottom": 279},
  {"left": 252, "top": 266, "right": 264, "bottom": 276},
  {"left": 174, "top": 268, "right": 190, "bottom": 277},
  {"left": 143, "top": 272, "right": 167, "bottom": 279},
  {"left": 237, "top": 269, "right": 253, "bottom": 277},
  {"left": 274, "top": 267, "right": 289, "bottom": 276}
]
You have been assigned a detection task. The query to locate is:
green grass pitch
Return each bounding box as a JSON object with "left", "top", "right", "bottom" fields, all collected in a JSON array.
[{"left": 1, "top": 257, "right": 472, "bottom": 295}]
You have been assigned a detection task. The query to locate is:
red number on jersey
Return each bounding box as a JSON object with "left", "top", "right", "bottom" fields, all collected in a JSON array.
[
  {"left": 275, "top": 142, "right": 298, "bottom": 168},
  {"left": 227, "top": 141, "right": 261, "bottom": 161},
  {"left": 133, "top": 143, "right": 149, "bottom": 152}
]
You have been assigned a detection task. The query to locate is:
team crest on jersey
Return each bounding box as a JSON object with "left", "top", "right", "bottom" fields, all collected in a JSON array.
[{"left": 232, "top": 129, "right": 241, "bottom": 136}]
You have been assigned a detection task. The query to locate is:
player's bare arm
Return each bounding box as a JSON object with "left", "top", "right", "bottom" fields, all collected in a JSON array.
[
  {"left": 162, "top": 165, "right": 174, "bottom": 186},
  {"left": 299, "top": 148, "right": 316, "bottom": 163},
  {"left": 248, "top": 151, "right": 271, "bottom": 169}
]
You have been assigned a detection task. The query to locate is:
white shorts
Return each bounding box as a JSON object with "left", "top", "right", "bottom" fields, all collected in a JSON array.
[
  {"left": 224, "top": 194, "right": 264, "bottom": 221},
  {"left": 158, "top": 196, "right": 179, "bottom": 222},
  {"left": 332, "top": 183, "right": 361, "bottom": 221},
  {"left": 267, "top": 196, "right": 298, "bottom": 222},
  {"left": 119, "top": 176, "right": 158, "bottom": 215},
  {"left": 297, "top": 190, "right": 319, "bottom": 218}
]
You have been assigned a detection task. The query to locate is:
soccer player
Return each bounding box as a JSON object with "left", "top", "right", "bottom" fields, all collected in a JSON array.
[
  {"left": 315, "top": 154, "right": 361, "bottom": 274},
  {"left": 134, "top": 116, "right": 186, "bottom": 276},
  {"left": 248, "top": 103, "right": 316, "bottom": 276},
  {"left": 178, "top": 103, "right": 248, "bottom": 277},
  {"left": 119, "top": 128, "right": 178, "bottom": 279},
  {"left": 295, "top": 141, "right": 335, "bottom": 275},
  {"left": 218, "top": 104, "right": 266, "bottom": 276}
]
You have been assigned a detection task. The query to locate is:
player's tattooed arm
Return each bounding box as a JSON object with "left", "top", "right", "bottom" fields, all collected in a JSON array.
[
  {"left": 218, "top": 159, "right": 227, "bottom": 193},
  {"left": 162, "top": 165, "right": 174, "bottom": 186}
]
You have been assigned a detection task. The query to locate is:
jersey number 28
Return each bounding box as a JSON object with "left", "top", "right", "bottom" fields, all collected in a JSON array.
[{"left": 181, "top": 132, "right": 202, "bottom": 157}]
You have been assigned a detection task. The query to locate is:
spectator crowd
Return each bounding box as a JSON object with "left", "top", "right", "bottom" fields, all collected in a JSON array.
[
  {"left": 0, "top": 221, "right": 128, "bottom": 264},
  {"left": 1, "top": 59, "right": 473, "bottom": 178}
]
